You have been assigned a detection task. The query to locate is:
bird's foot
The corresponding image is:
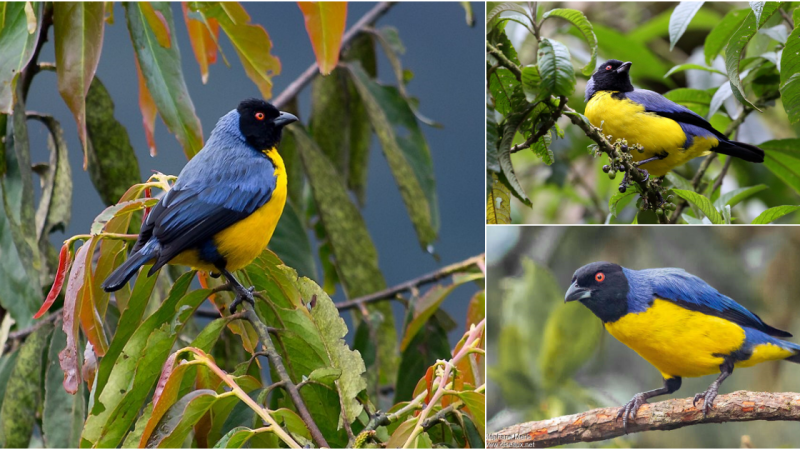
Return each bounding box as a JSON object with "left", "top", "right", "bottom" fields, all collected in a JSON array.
[
  {"left": 692, "top": 385, "right": 719, "bottom": 417},
  {"left": 616, "top": 393, "right": 649, "bottom": 434},
  {"left": 230, "top": 285, "right": 256, "bottom": 313}
]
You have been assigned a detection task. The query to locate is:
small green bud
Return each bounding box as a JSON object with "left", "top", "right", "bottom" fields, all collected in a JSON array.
[
  {"left": 656, "top": 208, "right": 664, "bottom": 216},
  {"left": 608, "top": 170, "right": 616, "bottom": 179}
]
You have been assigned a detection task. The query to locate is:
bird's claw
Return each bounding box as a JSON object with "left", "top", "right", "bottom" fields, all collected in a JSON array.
[
  {"left": 693, "top": 387, "right": 718, "bottom": 417},
  {"left": 616, "top": 393, "right": 648, "bottom": 434},
  {"left": 230, "top": 285, "right": 256, "bottom": 313}
]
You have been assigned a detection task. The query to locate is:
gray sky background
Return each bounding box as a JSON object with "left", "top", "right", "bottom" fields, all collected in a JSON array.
[{"left": 26, "top": 2, "right": 485, "bottom": 340}]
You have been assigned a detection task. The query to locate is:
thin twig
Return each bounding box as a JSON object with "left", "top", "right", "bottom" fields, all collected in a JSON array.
[
  {"left": 510, "top": 96, "right": 567, "bottom": 154},
  {"left": 489, "top": 391, "right": 800, "bottom": 448},
  {"left": 273, "top": 2, "right": 395, "bottom": 109},
  {"left": 334, "top": 254, "right": 484, "bottom": 310},
  {"left": 486, "top": 42, "right": 522, "bottom": 80},
  {"left": 779, "top": 7, "right": 795, "bottom": 28},
  {"left": 241, "top": 304, "right": 329, "bottom": 448}
]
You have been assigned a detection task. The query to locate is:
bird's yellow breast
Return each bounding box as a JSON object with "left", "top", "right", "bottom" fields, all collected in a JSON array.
[
  {"left": 604, "top": 299, "right": 745, "bottom": 378},
  {"left": 171, "top": 147, "right": 287, "bottom": 272},
  {"left": 585, "top": 91, "right": 718, "bottom": 176}
]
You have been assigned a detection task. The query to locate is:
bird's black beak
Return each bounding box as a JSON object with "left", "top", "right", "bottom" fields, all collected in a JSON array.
[
  {"left": 274, "top": 111, "right": 299, "bottom": 127},
  {"left": 565, "top": 281, "right": 591, "bottom": 303},
  {"left": 616, "top": 61, "right": 632, "bottom": 74}
]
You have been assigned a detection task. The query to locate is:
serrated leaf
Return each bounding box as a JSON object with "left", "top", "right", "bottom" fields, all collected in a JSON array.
[
  {"left": 541, "top": 9, "right": 597, "bottom": 75},
  {"left": 672, "top": 189, "right": 724, "bottom": 224},
  {"left": 669, "top": 2, "right": 705, "bottom": 50},
  {"left": 751, "top": 205, "right": 800, "bottom": 223},
  {"left": 537, "top": 38, "right": 575, "bottom": 97}
]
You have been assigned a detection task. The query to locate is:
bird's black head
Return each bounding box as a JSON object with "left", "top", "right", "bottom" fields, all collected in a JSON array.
[
  {"left": 565, "top": 261, "right": 629, "bottom": 323},
  {"left": 237, "top": 98, "right": 298, "bottom": 151},
  {"left": 585, "top": 60, "right": 634, "bottom": 101}
]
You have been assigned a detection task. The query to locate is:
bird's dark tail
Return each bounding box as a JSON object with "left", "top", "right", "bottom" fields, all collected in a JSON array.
[
  {"left": 101, "top": 245, "right": 156, "bottom": 292},
  {"left": 715, "top": 140, "right": 765, "bottom": 163}
]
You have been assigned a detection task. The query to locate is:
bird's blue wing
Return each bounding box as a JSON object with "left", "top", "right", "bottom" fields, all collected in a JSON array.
[
  {"left": 645, "top": 268, "right": 792, "bottom": 338},
  {"left": 143, "top": 152, "right": 276, "bottom": 271},
  {"left": 625, "top": 90, "right": 727, "bottom": 143}
]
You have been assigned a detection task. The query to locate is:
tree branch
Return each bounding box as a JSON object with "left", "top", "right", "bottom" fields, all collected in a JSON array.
[
  {"left": 241, "top": 304, "right": 330, "bottom": 448},
  {"left": 510, "top": 96, "right": 567, "bottom": 154},
  {"left": 334, "top": 254, "right": 485, "bottom": 310},
  {"left": 563, "top": 105, "right": 669, "bottom": 222},
  {"left": 273, "top": 2, "right": 395, "bottom": 109},
  {"left": 488, "top": 391, "right": 800, "bottom": 448},
  {"left": 486, "top": 42, "right": 522, "bottom": 81}
]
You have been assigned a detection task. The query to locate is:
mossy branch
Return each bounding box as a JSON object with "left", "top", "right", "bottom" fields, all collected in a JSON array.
[{"left": 488, "top": 391, "right": 800, "bottom": 448}]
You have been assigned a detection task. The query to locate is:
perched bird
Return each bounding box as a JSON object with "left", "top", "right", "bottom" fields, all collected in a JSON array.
[
  {"left": 584, "top": 60, "right": 764, "bottom": 177},
  {"left": 565, "top": 261, "right": 799, "bottom": 429},
  {"left": 102, "top": 99, "right": 298, "bottom": 312}
]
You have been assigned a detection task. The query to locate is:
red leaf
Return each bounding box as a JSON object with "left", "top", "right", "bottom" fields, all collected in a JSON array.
[
  {"left": 423, "top": 365, "right": 434, "bottom": 405},
  {"left": 143, "top": 186, "right": 152, "bottom": 224},
  {"left": 297, "top": 2, "right": 347, "bottom": 75},
  {"left": 135, "top": 57, "right": 158, "bottom": 156},
  {"left": 59, "top": 240, "right": 92, "bottom": 394},
  {"left": 34, "top": 243, "right": 72, "bottom": 319},
  {"left": 78, "top": 237, "right": 109, "bottom": 356},
  {"left": 182, "top": 2, "right": 219, "bottom": 84},
  {"left": 140, "top": 2, "right": 171, "bottom": 48}
]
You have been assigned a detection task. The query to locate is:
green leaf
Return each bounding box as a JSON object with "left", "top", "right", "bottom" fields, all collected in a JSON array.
[
  {"left": 488, "top": 67, "right": 520, "bottom": 116},
  {"left": 669, "top": 2, "right": 705, "bottom": 50},
  {"left": 521, "top": 65, "right": 541, "bottom": 103},
  {"left": 780, "top": 27, "right": 800, "bottom": 127},
  {"left": 537, "top": 38, "right": 575, "bottom": 97},
  {"left": 486, "top": 2, "right": 530, "bottom": 28},
  {"left": 43, "top": 326, "right": 85, "bottom": 448},
  {"left": 496, "top": 102, "right": 535, "bottom": 207},
  {"left": 0, "top": 2, "right": 41, "bottom": 113},
  {"left": 593, "top": 24, "right": 668, "bottom": 82},
  {"left": 713, "top": 184, "right": 768, "bottom": 209},
  {"left": 672, "top": 189, "right": 724, "bottom": 224},
  {"left": 29, "top": 114, "right": 72, "bottom": 246},
  {"left": 759, "top": 24, "right": 788, "bottom": 43},
  {"left": 664, "top": 63, "right": 726, "bottom": 78},
  {"left": 310, "top": 67, "right": 351, "bottom": 175},
  {"left": 458, "top": 392, "right": 486, "bottom": 437},
  {"left": 751, "top": 205, "right": 800, "bottom": 223},
  {"left": 125, "top": 2, "right": 204, "bottom": 158},
  {"left": 749, "top": 1, "right": 781, "bottom": 28},
  {"left": 82, "top": 286, "right": 209, "bottom": 448},
  {"left": 342, "top": 33, "right": 376, "bottom": 206},
  {"left": 145, "top": 390, "right": 218, "bottom": 448},
  {"left": 289, "top": 126, "right": 397, "bottom": 389},
  {"left": 608, "top": 189, "right": 637, "bottom": 217},
  {"left": 85, "top": 76, "right": 141, "bottom": 206},
  {"left": 347, "top": 63, "right": 439, "bottom": 249},
  {"left": 0, "top": 322, "right": 51, "bottom": 448},
  {"left": 214, "top": 426, "right": 258, "bottom": 448},
  {"left": 704, "top": 8, "right": 749, "bottom": 65},
  {"left": 761, "top": 139, "right": 800, "bottom": 194},
  {"left": 725, "top": 9, "right": 779, "bottom": 111},
  {"left": 541, "top": 9, "right": 597, "bottom": 76},
  {"left": 664, "top": 87, "right": 714, "bottom": 106},
  {"left": 628, "top": 7, "right": 719, "bottom": 43},
  {"left": 682, "top": 213, "right": 707, "bottom": 224},
  {"left": 54, "top": 2, "right": 105, "bottom": 161}
]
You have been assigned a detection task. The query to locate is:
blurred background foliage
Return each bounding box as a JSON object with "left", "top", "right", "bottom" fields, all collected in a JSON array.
[
  {"left": 488, "top": 1, "right": 800, "bottom": 224},
  {"left": 487, "top": 226, "right": 800, "bottom": 447}
]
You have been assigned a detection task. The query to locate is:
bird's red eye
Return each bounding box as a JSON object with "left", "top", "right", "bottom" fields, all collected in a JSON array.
[
  {"left": 595, "top": 272, "right": 605, "bottom": 282},
  {"left": 255, "top": 112, "right": 265, "bottom": 120},
  {"left": 606, "top": 65, "right": 612, "bottom": 71}
]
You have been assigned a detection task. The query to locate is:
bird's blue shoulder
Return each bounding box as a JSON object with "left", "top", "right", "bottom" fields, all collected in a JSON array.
[{"left": 623, "top": 267, "right": 791, "bottom": 337}]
